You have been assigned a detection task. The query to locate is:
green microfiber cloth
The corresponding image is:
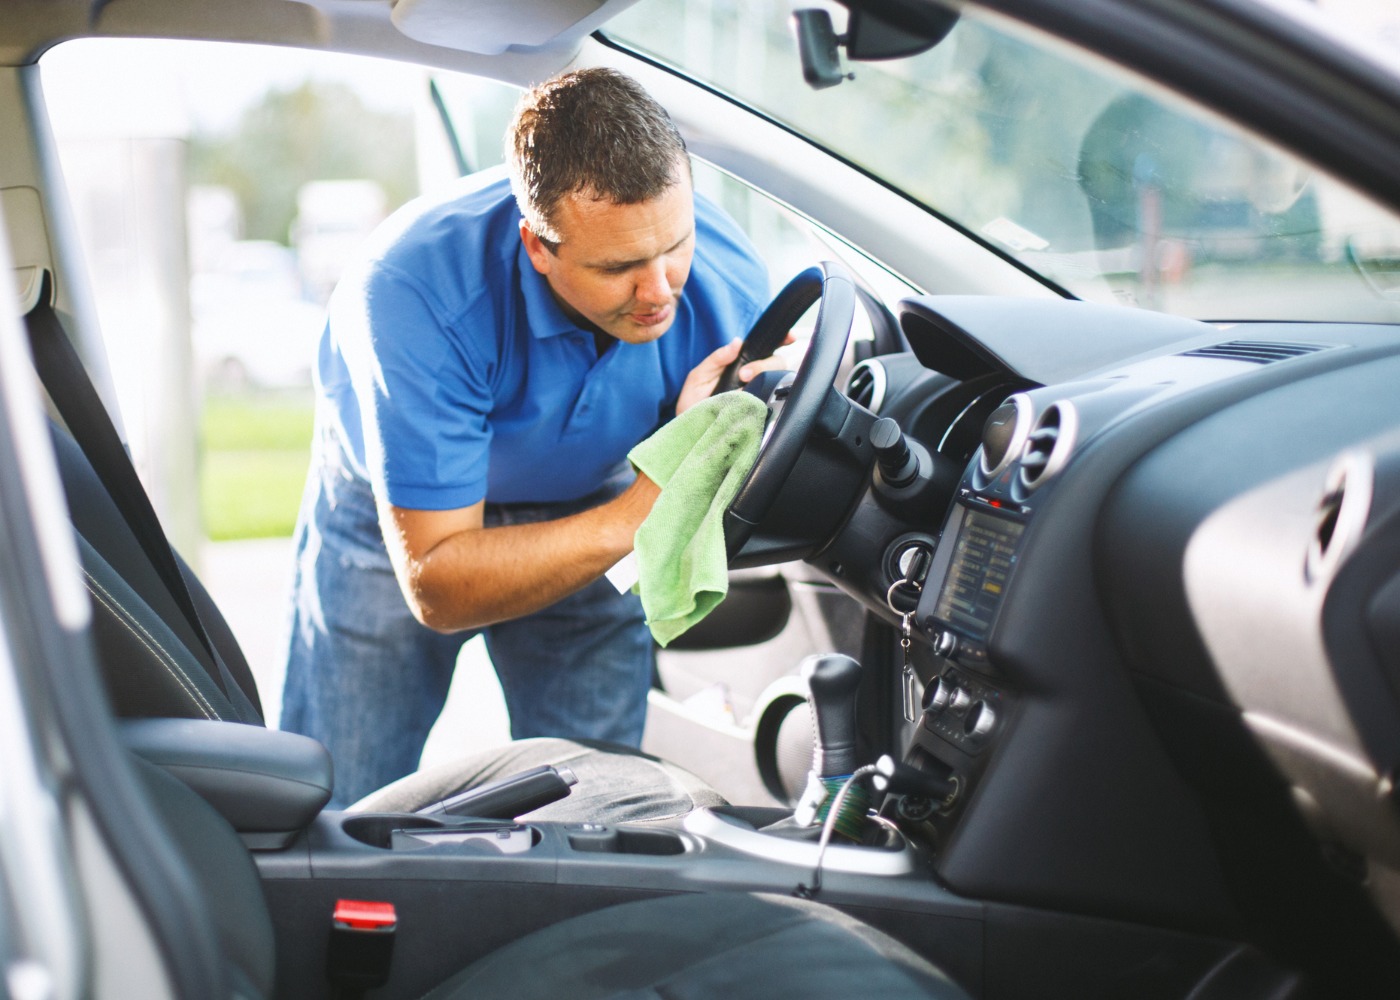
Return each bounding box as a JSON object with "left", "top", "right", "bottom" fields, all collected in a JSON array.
[{"left": 629, "top": 391, "right": 769, "bottom": 647}]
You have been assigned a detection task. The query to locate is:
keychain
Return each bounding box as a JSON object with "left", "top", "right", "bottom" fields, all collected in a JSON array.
[
  {"left": 886, "top": 571, "right": 922, "bottom": 723},
  {"left": 899, "top": 610, "right": 918, "bottom": 722}
]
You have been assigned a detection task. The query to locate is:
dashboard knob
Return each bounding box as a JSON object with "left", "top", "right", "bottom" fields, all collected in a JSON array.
[
  {"left": 948, "top": 687, "right": 973, "bottom": 715},
  {"left": 871, "top": 417, "right": 919, "bottom": 488},
  {"left": 921, "top": 676, "right": 951, "bottom": 716},
  {"left": 932, "top": 630, "right": 957, "bottom": 658},
  {"left": 964, "top": 700, "right": 997, "bottom": 739}
]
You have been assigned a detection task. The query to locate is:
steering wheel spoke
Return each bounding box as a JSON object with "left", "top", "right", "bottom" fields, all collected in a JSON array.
[{"left": 720, "top": 262, "right": 859, "bottom": 560}]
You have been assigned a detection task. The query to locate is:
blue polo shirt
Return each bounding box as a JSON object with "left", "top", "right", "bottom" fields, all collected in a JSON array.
[{"left": 316, "top": 167, "right": 769, "bottom": 509}]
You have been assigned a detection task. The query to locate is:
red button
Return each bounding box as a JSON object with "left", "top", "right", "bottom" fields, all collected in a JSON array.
[{"left": 333, "top": 899, "right": 397, "bottom": 930}]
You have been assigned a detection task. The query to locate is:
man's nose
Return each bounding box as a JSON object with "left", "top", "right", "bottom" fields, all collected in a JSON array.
[{"left": 635, "top": 259, "right": 672, "bottom": 306}]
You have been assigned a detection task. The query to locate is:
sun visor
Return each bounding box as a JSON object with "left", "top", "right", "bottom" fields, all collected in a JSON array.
[{"left": 391, "top": 0, "right": 615, "bottom": 55}]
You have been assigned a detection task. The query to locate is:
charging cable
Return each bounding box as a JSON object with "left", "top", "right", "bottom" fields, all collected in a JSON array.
[{"left": 794, "top": 762, "right": 878, "bottom": 898}]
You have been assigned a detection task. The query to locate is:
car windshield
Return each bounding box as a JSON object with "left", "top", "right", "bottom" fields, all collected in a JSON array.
[{"left": 606, "top": 0, "right": 1400, "bottom": 323}]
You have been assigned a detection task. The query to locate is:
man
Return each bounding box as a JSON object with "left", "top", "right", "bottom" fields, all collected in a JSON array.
[{"left": 280, "top": 68, "right": 774, "bottom": 807}]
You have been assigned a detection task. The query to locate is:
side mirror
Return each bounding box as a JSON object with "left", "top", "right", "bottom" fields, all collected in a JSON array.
[{"left": 1346, "top": 236, "right": 1400, "bottom": 301}]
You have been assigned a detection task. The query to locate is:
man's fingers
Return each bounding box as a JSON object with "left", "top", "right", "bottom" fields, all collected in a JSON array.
[
  {"left": 696, "top": 338, "right": 742, "bottom": 382},
  {"left": 705, "top": 337, "right": 743, "bottom": 370},
  {"left": 676, "top": 338, "right": 742, "bottom": 415},
  {"left": 734, "top": 330, "right": 797, "bottom": 381},
  {"left": 676, "top": 334, "right": 796, "bottom": 413},
  {"left": 737, "top": 351, "right": 791, "bottom": 383}
]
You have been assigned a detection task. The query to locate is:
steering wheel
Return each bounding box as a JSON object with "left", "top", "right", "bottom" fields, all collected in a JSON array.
[{"left": 719, "top": 261, "right": 857, "bottom": 559}]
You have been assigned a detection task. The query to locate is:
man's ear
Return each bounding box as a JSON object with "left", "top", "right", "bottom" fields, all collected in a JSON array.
[{"left": 520, "top": 221, "right": 553, "bottom": 276}]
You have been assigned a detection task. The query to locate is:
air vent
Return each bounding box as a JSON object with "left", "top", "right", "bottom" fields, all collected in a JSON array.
[
  {"left": 1305, "top": 451, "right": 1373, "bottom": 584},
  {"left": 978, "top": 393, "right": 1034, "bottom": 483},
  {"left": 1179, "top": 340, "right": 1329, "bottom": 365},
  {"left": 1016, "top": 401, "right": 1078, "bottom": 494},
  {"left": 846, "top": 359, "right": 887, "bottom": 413}
]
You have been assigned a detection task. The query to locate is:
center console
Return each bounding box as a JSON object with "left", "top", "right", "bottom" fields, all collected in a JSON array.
[
  {"left": 252, "top": 803, "right": 983, "bottom": 999},
  {"left": 891, "top": 468, "right": 1032, "bottom": 841}
]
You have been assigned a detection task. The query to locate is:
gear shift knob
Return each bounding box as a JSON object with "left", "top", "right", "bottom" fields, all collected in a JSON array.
[{"left": 801, "top": 653, "right": 862, "bottom": 777}]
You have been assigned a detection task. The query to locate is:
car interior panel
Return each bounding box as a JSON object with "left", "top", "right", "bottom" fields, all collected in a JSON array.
[{"left": 5, "top": 1, "right": 1400, "bottom": 998}]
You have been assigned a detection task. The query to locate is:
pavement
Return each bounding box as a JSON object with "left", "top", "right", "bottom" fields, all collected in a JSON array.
[{"left": 197, "top": 537, "right": 511, "bottom": 770}]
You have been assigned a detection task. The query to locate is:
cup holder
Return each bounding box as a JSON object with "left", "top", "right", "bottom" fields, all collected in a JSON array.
[
  {"left": 342, "top": 813, "right": 444, "bottom": 849},
  {"left": 568, "top": 827, "right": 685, "bottom": 856}
]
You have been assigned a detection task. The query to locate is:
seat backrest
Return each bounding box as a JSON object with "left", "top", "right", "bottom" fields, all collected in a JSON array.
[
  {"left": 52, "top": 422, "right": 264, "bottom": 725},
  {"left": 128, "top": 751, "right": 278, "bottom": 998}
]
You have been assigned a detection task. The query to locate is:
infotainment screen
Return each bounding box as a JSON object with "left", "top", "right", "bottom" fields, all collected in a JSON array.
[{"left": 926, "top": 505, "right": 1025, "bottom": 639}]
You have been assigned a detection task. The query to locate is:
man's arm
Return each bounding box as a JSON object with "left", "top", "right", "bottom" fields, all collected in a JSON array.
[
  {"left": 381, "top": 337, "right": 785, "bottom": 632},
  {"left": 382, "top": 473, "right": 659, "bottom": 632}
]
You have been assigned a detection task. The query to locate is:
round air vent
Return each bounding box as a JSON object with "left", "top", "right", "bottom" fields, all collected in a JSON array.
[
  {"left": 1016, "top": 400, "right": 1078, "bottom": 494},
  {"left": 978, "top": 393, "right": 1034, "bottom": 483},
  {"left": 1305, "top": 451, "right": 1373, "bottom": 584},
  {"left": 755, "top": 695, "right": 813, "bottom": 805},
  {"left": 846, "top": 358, "right": 887, "bottom": 413}
]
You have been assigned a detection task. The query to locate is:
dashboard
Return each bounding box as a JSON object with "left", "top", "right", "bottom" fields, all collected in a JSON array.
[{"left": 821, "top": 294, "right": 1400, "bottom": 986}]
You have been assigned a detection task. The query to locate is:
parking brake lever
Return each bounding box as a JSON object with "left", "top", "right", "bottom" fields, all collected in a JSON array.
[{"left": 418, "top": 764, "right": 577, "bottom": 819}]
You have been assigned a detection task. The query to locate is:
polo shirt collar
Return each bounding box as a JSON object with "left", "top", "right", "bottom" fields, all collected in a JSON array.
[{"left": 518, "top": 240, "right": 584, "bottom": 340}]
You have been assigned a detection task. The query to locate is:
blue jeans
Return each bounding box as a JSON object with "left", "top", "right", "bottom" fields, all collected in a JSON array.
[{"left": 279, "top": 422, "right": 653, "bottom": 808}]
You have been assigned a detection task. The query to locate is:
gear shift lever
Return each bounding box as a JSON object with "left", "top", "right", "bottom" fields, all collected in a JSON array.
[
  {"left": 794, "top": 654, "right": 870, "bottom": 842},
  {"left": 803, "top": 653, "right": 862, "bottom": 778}
]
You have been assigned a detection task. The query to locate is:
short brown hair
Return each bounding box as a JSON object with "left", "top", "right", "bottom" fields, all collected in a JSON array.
[{"left": 507, "top": 68, "right": 689, "bottom": 250}]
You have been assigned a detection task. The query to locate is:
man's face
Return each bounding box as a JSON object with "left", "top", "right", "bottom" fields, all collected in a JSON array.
[{"left": 521, "top": 167, "right": 696, "bottom": 345}]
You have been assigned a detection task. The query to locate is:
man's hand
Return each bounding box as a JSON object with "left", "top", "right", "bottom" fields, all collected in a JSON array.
[{"left": 676, "top": 335, "right": 797, "bottom": 415}]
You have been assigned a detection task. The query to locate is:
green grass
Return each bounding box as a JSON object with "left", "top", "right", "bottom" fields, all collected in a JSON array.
[
  {"left": 200, "top": 393, "right": 314, "bottom": 540},
  {"left": 201, "top": 394, "right": 315, "bottom": 451}
]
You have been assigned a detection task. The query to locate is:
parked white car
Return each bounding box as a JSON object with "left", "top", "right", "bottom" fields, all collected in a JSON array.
[{"left": 190, "top": 239, "right": 323, "bottom": 390}]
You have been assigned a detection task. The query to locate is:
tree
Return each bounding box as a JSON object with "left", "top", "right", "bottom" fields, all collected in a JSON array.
[{"left": 190, "top": 80, "right": 418, "bottom": 244}]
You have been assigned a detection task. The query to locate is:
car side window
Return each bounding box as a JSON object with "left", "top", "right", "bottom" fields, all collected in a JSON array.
[
  {"left": 38, "top": 39, "right": 498, "bottom": 728},
  {"left": 39, "top": 39, "right": 451, "bottom": 561},
  {"left": 690, "top": 158, "right": 913, "bottom": 361}
]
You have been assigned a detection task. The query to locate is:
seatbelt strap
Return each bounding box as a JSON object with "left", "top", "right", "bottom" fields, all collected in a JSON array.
[{"left": 24, "top": 273, "right": 235, "bottom": 701}]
